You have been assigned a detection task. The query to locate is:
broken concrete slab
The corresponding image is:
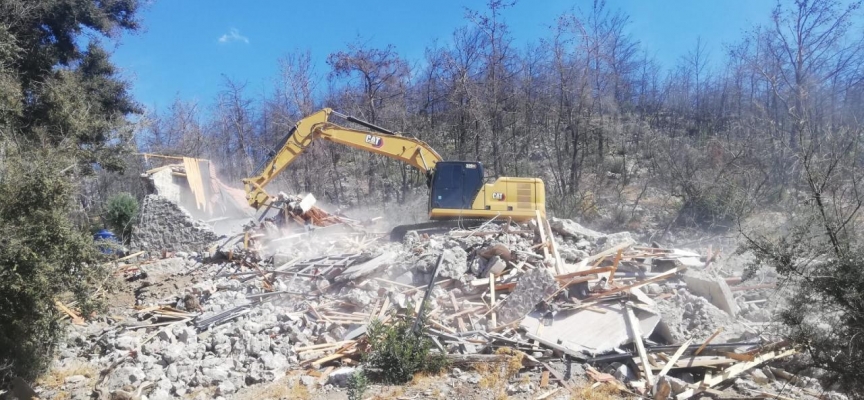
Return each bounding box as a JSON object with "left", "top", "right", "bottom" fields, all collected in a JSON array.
[
  {"left": 335, "top": 251, "right": 398, "bottom": 282},
  {"left": 497, "top": 269, "right": 558, "bottom": 324},
  {"left": 682, "top": 269, "right": 738, "bottom": 318},
  {"left": 521, "top": 303, "right": 661, "bottom": 355}
]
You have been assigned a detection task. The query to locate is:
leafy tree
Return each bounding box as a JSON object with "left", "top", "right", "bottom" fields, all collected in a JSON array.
[
  {"left": 104, "top": 192, "right": 139, "bottom": 243},
  {"left": 0, "top": 154, "right": 107, "bottom": 383},
  {"left": 0, "top": 0, "right": 141, "bottom": 172},
  {"left": 741, "top": 123, "right": 864, "bottom": 397},
  {"left": 0, "top": 0, "right": 141, "bottom": 385}
]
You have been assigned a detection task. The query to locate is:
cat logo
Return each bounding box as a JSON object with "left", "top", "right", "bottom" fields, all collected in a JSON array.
[
  {"left": 492, "top": 192, "right": 505, "bottom": 201},
  {"left": 365, "top": 134, "right": 384, "bottom": 148}
]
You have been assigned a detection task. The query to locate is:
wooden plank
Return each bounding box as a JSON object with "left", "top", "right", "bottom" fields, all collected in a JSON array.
[
  {"left": 657, "top": 339, "right": 693, "bottom": 377},
  {"left": 648, "top": 356, "right": 736, "bottom": 369},
  {"left": 539, "top": 370, "right": 550, "bottom": 387},
  {"left": 625, "top": 303, "right": 654, "bottom": 386},
  {"left": 55, "top": 300, "right": 86, "bottom": 325},
  {"left": 535, "top": 210, "right": 551, "bottom": 262},
  {"left": 553, "top": 266, "right": 614, "bottom": 280},
  {"left": 534, "top": 387, "right": 560, "bottom": 400},
  {"left": 573, "top": 242, "right": 633, "bottom": 272},
  {"left": 587, "top": 265, "right": 687, "bottom": 300},
  {"left": 722, "top": 352, "right": 755, "bottom": 362},
  {"left": 701, "top": 348, "right": 797, "bottom": 388},
  {"left": 442, "top": 306, "right": 485, "bottom": 321},
  {"left": 311, "top": 349, "right": 353, "bottom": 368},
  {"left": 540, "top": 362, "right": 573, "bottom": 391},
  {"left": 607, "top": 249, "right": 624, "bottom": 285},
  {"left": 316, "top": 366, "right": 335, "bottom": 385},
  {"left": 449, "top": 292, "right": 467, "bottom": 333},
  {"left": 376, "top": 297, "right": 390, "bottom": 320},
  {"left": 293, "top": 340, "right": 355, "bottom": 352},
  {"left": 489, "top": 274, "right": 497, "bottom": 329},
  {"left": 542, "top": 215, "right": 566, "bottom": 275},
  {"left": 695, "top": 327, "right": 724, "bottom": 355},
  {"left": 114, "top": 251, "right": 145, "bottom": 263},
  {"left": 704, "top": 348, "right": 797, "bottom": 387},
  {"left": 428, "top": 318, "right": 456, "bottom": 334}
]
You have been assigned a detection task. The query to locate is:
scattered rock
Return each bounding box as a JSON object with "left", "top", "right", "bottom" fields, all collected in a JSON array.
[
  {"left": 751, "top": 369, "right": 770, "bottom": 385},
  {"left": 328, "top": 367, "right": 356, "bottom": 387},
  {"left": 217, "top": 379, "right": 237, "bottom": 395},
  {"left": 549, "top": 218, "right": 604, "bottom": 241}
]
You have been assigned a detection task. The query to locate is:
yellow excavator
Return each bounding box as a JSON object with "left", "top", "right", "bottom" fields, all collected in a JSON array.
[{"left": 242, "top": 108, "right": 546, "bottom": 239}]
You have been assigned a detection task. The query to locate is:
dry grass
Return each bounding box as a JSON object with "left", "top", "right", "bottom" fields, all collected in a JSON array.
[
  {"left": 409, "top": 371, "right": 445, "bottom": 387},
  {"left": 571, "top": 382, "right": 622, "bottom": 400},
  {"left": 36, "top": 360, "right": 96, "bottom": 390},
  {"left": 476, "top": 347, "right": 524, "bottom": 389},
  {"left": 232, "top": 377, "right": 304, "bottom": 400},
  {"left": 370, "top": 386, "right": 405, "bottom": 400},
  {"left": 471, "top": 348, "right": 527, "bottom": 400},
  {"left": 183, "top": 387, "right": 216, "bottom": 399}
]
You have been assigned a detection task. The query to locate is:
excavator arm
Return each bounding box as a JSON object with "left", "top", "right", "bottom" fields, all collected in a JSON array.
[{"left": 243, "top": 108, "right": 443, "bottom": 209}]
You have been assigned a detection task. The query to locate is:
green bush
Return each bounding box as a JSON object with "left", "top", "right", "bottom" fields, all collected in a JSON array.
[
  {"left": 0, "top": 155, "right": 107, "bottom": 384},
  {"left": 347, "top": 368, "right": 369, "bottom": 400},
  {"left": 364, "top": 314, "right": 448, "bottom": 384},
  {"left": 104, "top": 192, "right": 138, "bottom": 243}
]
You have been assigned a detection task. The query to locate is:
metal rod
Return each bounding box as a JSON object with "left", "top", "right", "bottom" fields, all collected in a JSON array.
[
  {"left": 412, "top": 253, "right": 445, "bottom": 334},
  {"left": 346, "top": 115, "right": 396, "bottom": 135}
]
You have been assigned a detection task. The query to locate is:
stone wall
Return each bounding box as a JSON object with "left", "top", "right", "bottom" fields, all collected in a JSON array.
[{"left": 131, "top": 195, "right": 219, "bottom": 253}]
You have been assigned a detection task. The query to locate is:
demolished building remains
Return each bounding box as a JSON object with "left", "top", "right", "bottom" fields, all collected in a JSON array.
[{"left": 43, "top": 159, "right": 842, "bottom": 400}]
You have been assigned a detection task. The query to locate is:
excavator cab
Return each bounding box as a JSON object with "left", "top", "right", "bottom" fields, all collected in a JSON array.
[{"left": 429, "top": 161, "right": 485, "bottom": 210}]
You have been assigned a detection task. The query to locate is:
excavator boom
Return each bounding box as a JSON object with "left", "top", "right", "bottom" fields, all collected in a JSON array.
[{"left": 243, "top": 108, "right": 443, "bottom": 209}]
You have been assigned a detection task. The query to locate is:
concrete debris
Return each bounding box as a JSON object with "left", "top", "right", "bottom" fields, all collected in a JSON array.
[
  {"left": 522, "top": 302, "right": 661, "bottom": 355},
  {"left": 131, "top": 195, "right": 219, "bottom": 253},
  {"left": 549, "top": 217, "right": 604, "bottom": 241},
  {"left": 46, "top": 183, "right": 833, "bottom": 399},
  {"left": 497, "top": 269, "right": 558, "bottom": 324},
  {"left": 682, "top": 269, "right": 738, "bottom": 317}
]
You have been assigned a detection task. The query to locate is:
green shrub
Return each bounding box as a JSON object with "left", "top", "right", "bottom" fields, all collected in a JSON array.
[
  {"left": 0, "top": 155, "right": 107, "bottom": 384},
  {"left": 364, "top": 314, "right": 448, "bottom": 384},
  {"left": 103, "top": 192, "right": 138, "bottom": 243},
  {"left": 347, "top": 368, "right": 369, "bottom": 400}
]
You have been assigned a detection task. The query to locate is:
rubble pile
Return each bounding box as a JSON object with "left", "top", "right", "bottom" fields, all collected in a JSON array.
[
  {"left": 131, "top": 195, "right": 220, "bottom": 253},
  {"left": 41, "top": 194, "right": 848, "bottom": 400}
]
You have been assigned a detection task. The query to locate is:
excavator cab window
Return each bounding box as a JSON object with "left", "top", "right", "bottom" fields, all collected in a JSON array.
[{"left": 429, "top": 161, "right": 484, "bottom": 210}]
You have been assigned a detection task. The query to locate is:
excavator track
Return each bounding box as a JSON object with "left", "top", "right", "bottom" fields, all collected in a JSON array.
[{"left": 389, "top": 219, "right": 488, "bottom": 242}]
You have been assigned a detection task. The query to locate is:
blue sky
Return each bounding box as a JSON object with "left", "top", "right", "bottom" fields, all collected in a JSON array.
[{"left": 110, "top": 0, "right": 777, "bottom": 113}]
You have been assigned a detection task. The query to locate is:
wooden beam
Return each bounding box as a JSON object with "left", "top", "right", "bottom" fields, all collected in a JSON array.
[
  {"left": 674, "top": 348, "right": 798, "bottom": 397},
  {"left": 294, "top": 340, "right": 355, "bottom": 352},
  {"left": 573, "top": 242, "right": 632, "bottom": 272},
  {"left": 625, "top": 303, "right": 654, "bottom": 386},
  {"left": 539, "top": 370, "right": 550, "bottom": 387},
  {"left": 587, "top": 265, "right": 687, "bottom": 300},
  {"left": 55, "top": 300, "right": 85, "bottom": 325},
  {"left": 657, "top": 339, "right": 693, "bottom": 378},
  {"left": 607, "top": 249, "right": 624, "bottom": 285},
  {"left": 535, "top": 210, "right": 551, "bottom": 262},
  {"left": 695, "top": 327, "right": 724, "bottom": 355},
  {"left": 489, "top": 274, "right": 497, "bottom": 329},
  {"left": 542, "top": 215, "right": 566, "bottom": 275}
]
